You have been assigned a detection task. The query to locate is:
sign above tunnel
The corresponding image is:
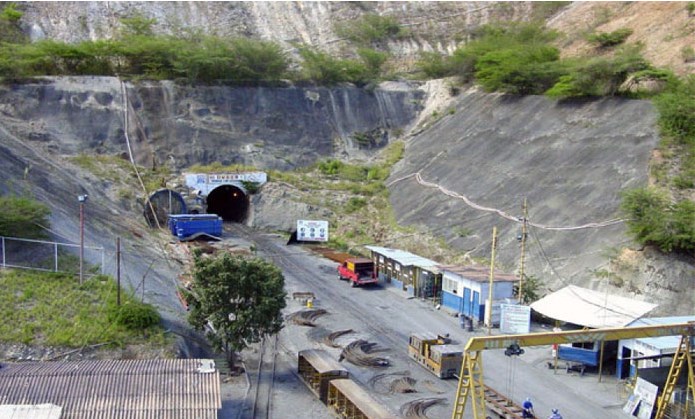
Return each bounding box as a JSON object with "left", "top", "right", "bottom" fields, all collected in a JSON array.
[
  {"left": 297, "top": 220, "right": 329, "bottom": 242},
  {"left": 184, "top": 172, "right": 267, "bottom": 195}
]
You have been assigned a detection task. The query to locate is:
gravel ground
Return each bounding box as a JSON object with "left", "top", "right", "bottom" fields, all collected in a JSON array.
[{"left": 217, "top": 233, "right": 634, "bottom": 419}]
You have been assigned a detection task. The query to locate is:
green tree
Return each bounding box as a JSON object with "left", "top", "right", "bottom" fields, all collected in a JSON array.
[
  {"left": 0, "top": 3, "right": 26, "bottom": 44},
  {"left": 586, "top": 28, "right": 633, "bottom": 48},
  {"left": 621, "top": 188, "right": 695, "bottom": 253},
  {"left": 514, "top": 274, "right": 542, "bottom": 305},
  {"left": 184, "top": 252, "right": 286, "bottom": 369},
  {"left": 475, "top": 45, "right": 561, "bottom": 94},
  {"left": 298, "top": 47, "right": 368, "bottom": 85},
  {"left": 653, "top": 74, "right": 695, "bottom": 144},
  {"left": 0, "top": 196, "right": 50, "bottom": 239},
  {"left": 335, "top": 13, "right": 404, "bottom": 46}
]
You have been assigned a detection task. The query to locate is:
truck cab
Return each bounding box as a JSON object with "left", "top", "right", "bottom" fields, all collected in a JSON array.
[{"left": 337, "top": 258, "right": 377, "bottom": 287}]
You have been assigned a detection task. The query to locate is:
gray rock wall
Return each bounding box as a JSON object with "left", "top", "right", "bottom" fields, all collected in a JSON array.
[
  {"left": 0, "top": 77, "right": 423, "bottom": 171},
  {"left": 389, "top": 89, "right": 660, "bottom": 292}
]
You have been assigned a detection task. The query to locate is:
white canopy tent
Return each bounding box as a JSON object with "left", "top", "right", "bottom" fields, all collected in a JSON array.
[{"left": 530, "top": 285, "right": 657, "bottom": 328}]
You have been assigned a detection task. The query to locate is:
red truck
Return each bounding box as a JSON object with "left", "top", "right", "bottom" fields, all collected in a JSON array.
[{"left": 337, "top": 257, "right": 378, "bottom": 287}]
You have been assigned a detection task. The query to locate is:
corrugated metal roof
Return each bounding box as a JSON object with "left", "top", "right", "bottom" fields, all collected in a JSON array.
[
  {"left": 530, "top": 285, "right": 657, "bottom": 328},
  {"left": 0, "top": 359, "right": 221, "bottom": 419},
  {"left": 365, "top": 246, "right": 439, "bottom": 268},
  {"left": 439, "top": 264, "right": 517, "bottom": 283},
  {"left": 0, "top": 404, "right": 62, "bottom": 419},
  {"left": 626, "top": 316, "right": 695, "bottom": 351}
]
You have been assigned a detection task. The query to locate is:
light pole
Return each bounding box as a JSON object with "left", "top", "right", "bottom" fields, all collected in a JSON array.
[{"left": 78, "top": 194, "right": 88, "bottom": 284}]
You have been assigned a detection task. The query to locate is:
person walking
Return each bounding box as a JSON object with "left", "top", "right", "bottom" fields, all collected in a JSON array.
[
  {"left": 548, "top": 408, "right": 563, "bottom": 419},
  {"left": 522, "top": 397, "right": 535, "bottom": 418}
]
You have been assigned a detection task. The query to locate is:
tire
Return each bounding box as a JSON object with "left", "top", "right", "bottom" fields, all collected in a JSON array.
[{"left": 350, "top": 281, "right": 356, "bottom": 287}]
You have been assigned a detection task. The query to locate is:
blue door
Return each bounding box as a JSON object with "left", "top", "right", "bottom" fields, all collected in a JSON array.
[
  {"left": 463, "top": 288, "right": 471, "bottom": 316},
  {"left": 472, "top": 291, "right": 480, "bottom": 321}
]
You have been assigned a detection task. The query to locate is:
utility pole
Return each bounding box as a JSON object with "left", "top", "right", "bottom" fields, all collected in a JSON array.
[
  {"left": 78, "top": 194, "right": 88, "bottom": 284},
  {"left": 486, "top": 226, "right": 497, "bottom": 334},
  {"left": 116, "top": 237, "right": 121, "bottom": 306},
  {"left": 518, "top": 198, "right": 528, "bottom": 303}
]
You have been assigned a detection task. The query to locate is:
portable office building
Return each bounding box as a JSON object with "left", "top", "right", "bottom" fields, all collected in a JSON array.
[{"left": 439, "top": 265, "right": 517, "bottom": 324}]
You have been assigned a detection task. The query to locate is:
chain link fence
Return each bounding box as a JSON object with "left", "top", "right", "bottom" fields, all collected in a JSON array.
[{"left": 0, "top": 236, "right": 104, "bottom": 277}]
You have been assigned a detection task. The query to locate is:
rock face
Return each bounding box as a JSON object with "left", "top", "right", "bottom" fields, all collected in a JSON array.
[
  {"left": 0, "top": 77, "right": 423, "bottom": 171},
  {"left": 389, "top": 88, "right": 665, "bottom": 295}
]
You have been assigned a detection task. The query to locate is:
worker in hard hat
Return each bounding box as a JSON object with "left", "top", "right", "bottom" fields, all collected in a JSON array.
[
  {"left": 522, "top": 397, "right": 535, "bottom": 418},
  {"left": 548, "top": 408, "right": 563, "bottom": 419}
]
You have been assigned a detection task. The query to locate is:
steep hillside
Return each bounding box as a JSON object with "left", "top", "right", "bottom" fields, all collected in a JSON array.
[
  {"left": 388, "top": 87, "right": 694, "bottom": 315},
  {"left": 1, "top": 2, "right": 693, "bottom": 317},
  {"left": 17, "top": 2, "right": 695, "bottom": 76}
]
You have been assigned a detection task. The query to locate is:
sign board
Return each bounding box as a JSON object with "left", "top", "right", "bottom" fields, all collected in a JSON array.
[
  {"left": 183, "top": 172, "right": 267, "bottom": 195},
  {"left": 297, "top": 220, "right": 329, "bottom": 242},
  {"left": 623, "top": 377, "right": 658, "bottom": 419},
  {"left": 499, "top": 304, "right": 531, "bottom": 334}
]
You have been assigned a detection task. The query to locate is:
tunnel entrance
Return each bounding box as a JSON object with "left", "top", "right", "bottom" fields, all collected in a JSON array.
[{"left": 206, "top": 184, "right": 248, "bottom": 222}]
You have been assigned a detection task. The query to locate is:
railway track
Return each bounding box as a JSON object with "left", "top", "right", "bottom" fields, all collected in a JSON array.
[
  {"left": 227, "top": 224, "right": 524, "bottom": 419},
  {"left": 247, "top": 334, "right": 277, "bottom": 419}
]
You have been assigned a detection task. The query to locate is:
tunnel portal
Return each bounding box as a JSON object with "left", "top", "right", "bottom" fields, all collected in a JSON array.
[{"left": 206, "top": 184, "right": 248, "bottom": 222}]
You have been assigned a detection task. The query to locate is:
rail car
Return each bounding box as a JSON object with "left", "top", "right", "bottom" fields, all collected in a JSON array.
[
  {"left": 407, "top": 332, "right": 463, "bottom": 379},
  {"left": 297, "top": 349, "right": 398, "bottom": 419},
  {"left": 297, "top": 349, "right": 350, "bottom": 403},
  {"left": 327, "top": 378, "right": 399, "bottom": 419}
]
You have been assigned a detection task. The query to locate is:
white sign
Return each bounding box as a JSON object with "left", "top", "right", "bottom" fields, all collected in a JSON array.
[
  {"left": 297, "top": 220, "right": 329, "bottom": 242},
  {"left": 499, "top": 304, "right": 531, "bottom": 334}
]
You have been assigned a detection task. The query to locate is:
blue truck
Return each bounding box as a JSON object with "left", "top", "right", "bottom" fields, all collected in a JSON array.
[{"left": 167, "top": 214, "right": 223, "bottom": 240}]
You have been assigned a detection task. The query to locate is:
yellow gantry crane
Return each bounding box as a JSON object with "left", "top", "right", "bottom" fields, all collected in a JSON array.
[{"left": 451, "top": 322, "right": 695, "bottom": 419}]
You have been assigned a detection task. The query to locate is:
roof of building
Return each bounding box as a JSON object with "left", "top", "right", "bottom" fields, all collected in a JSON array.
[
  {"left": 365, "top": 246, "right": 440, "bottom": 269},
  {"left": 530, "top": 285, "right": 657, "bottom": 328},
  {"left": 0, "top": 404, "right": 62, "bottom": 419},
  {"left": 0, "top": 359, "right": 221, "bottom": 419},
  {"left": 439, "top": 264, "right": 518, "bottom": 283},
  {"left": 625, "top": 316, "right": 695, "bottom": 351}
]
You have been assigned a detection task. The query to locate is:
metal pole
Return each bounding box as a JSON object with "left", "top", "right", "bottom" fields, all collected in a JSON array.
[
  {"left": 486, "top": 226, "right": 497, "bottom": 334},
  {"left": 519, "top": 198, "right": 528, "bottom": 303},
  {"left": 79, "top": 199, "right": 84, "bottom": 284},
  {"left": 116, "top": 237, "right": 121, "bottom": 306}
]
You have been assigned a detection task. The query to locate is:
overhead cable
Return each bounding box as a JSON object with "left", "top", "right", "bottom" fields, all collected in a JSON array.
[{"left": 388, "top": 172, "right": 626, "bottom": 231}]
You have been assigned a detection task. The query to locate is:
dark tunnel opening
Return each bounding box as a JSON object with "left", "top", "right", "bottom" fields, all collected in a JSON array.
[{"left": 206, "top": 184, "right": 248, "bottom": 222}]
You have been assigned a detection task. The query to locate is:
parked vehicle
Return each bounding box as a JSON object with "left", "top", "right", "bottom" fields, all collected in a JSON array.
[
  {"left": 337, "top": 258, "right": 378, "bottom": 287},
  {"left": 407, "top": 332, "right": 462, "bottom": 379}
]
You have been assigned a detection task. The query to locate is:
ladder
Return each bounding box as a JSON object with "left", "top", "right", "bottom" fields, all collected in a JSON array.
[
  {"left": 655, "top": 335, "right": 694, "bottom": 419},
  {"left": 452, "top": 350, "right": 487, "bottom": 419}
]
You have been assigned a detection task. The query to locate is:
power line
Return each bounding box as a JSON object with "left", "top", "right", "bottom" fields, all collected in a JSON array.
[{"left": 388, "top": 172, "right": 627, "bottom": 231}]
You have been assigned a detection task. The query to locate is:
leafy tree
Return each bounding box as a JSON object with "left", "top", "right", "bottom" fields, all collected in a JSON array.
[
  {"left": 0, "top": 3, "right": 25, "bottom": 44},
  {"left": 184, "top": 252, "right": 286, "bottom": 369},
  {"left": 0, "top": 196, "right": 50, "bottom": 239},
  {"left": 653, "top": 74, "right": 695, "bottom": 144},
  {"left": 620, "top": 188, "right": 695, "bottom": 253},
  {"left": 475, "top": 45, "right": 561, "bottom": 94},
  {"left": 119, "top": 13, "right": 157, "bottom": 37},
  {"left": 335, "top": 13, "right": 404, "bottom": 46},
  {"left": 298, "top": 46, "right": 368, "bottom": 85},
  {"left": 514, "top": 274, "right": 542, "bottom": 305},
  {"left": 587, "top": 28, "right": 634, "bottom": 48},
  {"left": 357, "top": 48, "right": 388, "bottom": 80},
  {"left": 546, "top": 45, "right": 649, "bottom": 98},
  {"left": 446, "top": 22, "right": 561, "bottom": 86}
]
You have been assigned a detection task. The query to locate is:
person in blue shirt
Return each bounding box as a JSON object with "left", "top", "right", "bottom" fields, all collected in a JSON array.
[
  {"left": 522, "top": 397, "right": 535, "bottom": 418},
  {"left": 548, "top": 408, "right": 563, "bottom": 419}
]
